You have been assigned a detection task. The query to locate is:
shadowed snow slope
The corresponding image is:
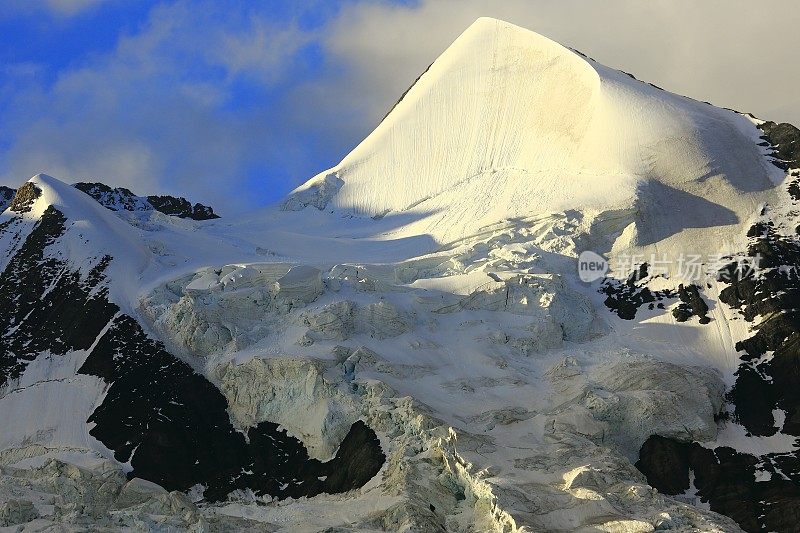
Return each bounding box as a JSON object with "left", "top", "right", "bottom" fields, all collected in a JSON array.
[{"left": 286, "top": 17, "right": 778, "bottom": 247}]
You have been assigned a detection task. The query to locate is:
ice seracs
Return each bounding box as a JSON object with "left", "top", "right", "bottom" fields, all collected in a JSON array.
[{"left": 3, "top": 15, "right": 800, "bottom": 533}]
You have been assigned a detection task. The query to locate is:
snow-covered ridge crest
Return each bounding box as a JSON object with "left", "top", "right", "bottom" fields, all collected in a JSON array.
[
  {"left": 3, "top": 174, "right": 150, "bottom": 305},
  {"left": 285, "top": 17, "right": 778, "bottom": 251},
  {"left": 2, "top": 16, "right": 798, "bottom": 532}
]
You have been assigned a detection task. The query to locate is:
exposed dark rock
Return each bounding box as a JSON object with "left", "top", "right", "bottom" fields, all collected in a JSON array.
[
  {"left": 147, "top": 195, "right": 219, "bottom": 220},
  {"left": 634, "top": 435, "right": 690, "bottom": 494},
  {"left": 634, "top": 124, "right": 800, "bottom": 533},
  {"left": 717, "top": 221, "right": 800, "bottom": 436},
  {"left": 74, "top": 181, "right": 220, "bottom": 220},
  {"left": 726, "top": 364, "right": 778, "bottom": 436},
  {"left": 637, "top": 159, "right": 800, "bottom": 532},
  {"left": 638, "top": 435, "right": 800, "bottom": 533},
  {"left": 8, "top": 182, "right": 41, "bottom": 213},
  {"left": 672, "top": 284, "right": 711, "bottom": 324},
  {"left": 0, "top": 186, "right": 15, "bottom": 212},
  {"left": 788, "top": 177, "right": 800, "bottom": 202},
  {"left": 569, "top": 48, "right": 597, "bottom": 62},
  {"left": 74, "top": 182, "right": 147, "bottom": 212},
  {"left": 317, "top": 419, "right": 386, "bottom": 493},
  {"left": 602, "top": 285, "right": 656, "bottom": 320},
  {"left": 631, "top": 262, "right": 649, "bottom": 282},
  {"left": 80, "top": 314, "right": 385, "bottom": 502},
  {"left": 600, "top": 263, "right": 674, "bottom": 320},
  {"left": 759, "top": 121, "right": 800, "bottom": 170},
  {"left": 0, "top": 206, "right": 117, "bottom": 386},
  {"left": 0, "top": 203, "right": 383, "bottom": 502}
]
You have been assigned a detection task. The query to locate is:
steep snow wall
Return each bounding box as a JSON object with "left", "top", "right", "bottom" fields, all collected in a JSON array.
[{"left": 287, "top": 18, "right": 778, "bottom": 248}]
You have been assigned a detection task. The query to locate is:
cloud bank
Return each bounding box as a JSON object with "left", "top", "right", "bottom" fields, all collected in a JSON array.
[{"left": 1, "top": 0, "right": 797, "bottom": 212}]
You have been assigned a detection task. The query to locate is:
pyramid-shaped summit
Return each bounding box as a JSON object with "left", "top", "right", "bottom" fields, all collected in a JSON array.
[
  {"left": 286, "top": 17, "right": 777, "bottom": 248},
  {"left": 4, "top": 15, "right": 800, "bottom": 533}
]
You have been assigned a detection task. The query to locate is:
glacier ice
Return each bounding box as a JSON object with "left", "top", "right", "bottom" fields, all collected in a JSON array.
[{"left": 3, "top": 15, "right": 799, "bottom": 533}]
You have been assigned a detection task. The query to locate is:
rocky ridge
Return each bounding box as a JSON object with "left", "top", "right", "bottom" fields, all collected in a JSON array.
[
  {"left": 0, "top": 180, "right": 219, "bottom": 220},
  {"left": 2, "top": 17, "right": 800, "bottom": 533}
]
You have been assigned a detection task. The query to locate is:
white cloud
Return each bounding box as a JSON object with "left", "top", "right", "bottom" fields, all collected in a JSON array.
[
  {"left": 1, "top": 0, "right": 798, "bottom": 210},
  {"left": 215, "top": 18, "right": 313, "bottom": 85},
  {"left": 0, "top": 1, "right": 314, "bottom": 212},
  {"left": 321, "top": 0, "right": 800, "bottom": 127}
]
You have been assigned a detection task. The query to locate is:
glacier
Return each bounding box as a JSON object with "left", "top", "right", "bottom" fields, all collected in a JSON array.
[{"left": 1, "top": 16, "right": 799, "bottom": 533}]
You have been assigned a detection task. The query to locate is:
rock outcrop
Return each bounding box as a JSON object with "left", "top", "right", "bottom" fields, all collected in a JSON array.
[
  {"left": 75, "top": 181, "right": 220, "bottom": 219},
  {"left": 0, "top": 186, "right": 15, "bottom": 212}
]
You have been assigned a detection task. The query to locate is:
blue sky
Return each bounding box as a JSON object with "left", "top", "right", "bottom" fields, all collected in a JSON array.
[
  {"left": 0, "top": 1, "right": 372, "bottom": 210},
  {"left": 1, "top": 1, "right": 798, "bottom": 213}
]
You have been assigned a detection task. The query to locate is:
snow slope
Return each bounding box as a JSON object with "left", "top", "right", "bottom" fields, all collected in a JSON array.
[
  {"left": 287, "top": 17, "right": 779, "bottom": 254},
  {"left": 2, "top": 16, "right": 799, "bottom": 533}
]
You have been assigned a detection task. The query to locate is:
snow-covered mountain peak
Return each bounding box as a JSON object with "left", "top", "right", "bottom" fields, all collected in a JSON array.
[
  {"left": 0, "top": 174, "right": 150, "bottom": 303},
  {"left": 4, "top": 17, "right": 800, "bottom": 533},
  {"left": 286, "top": 17, "right": 780, "bottom": 257}
]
